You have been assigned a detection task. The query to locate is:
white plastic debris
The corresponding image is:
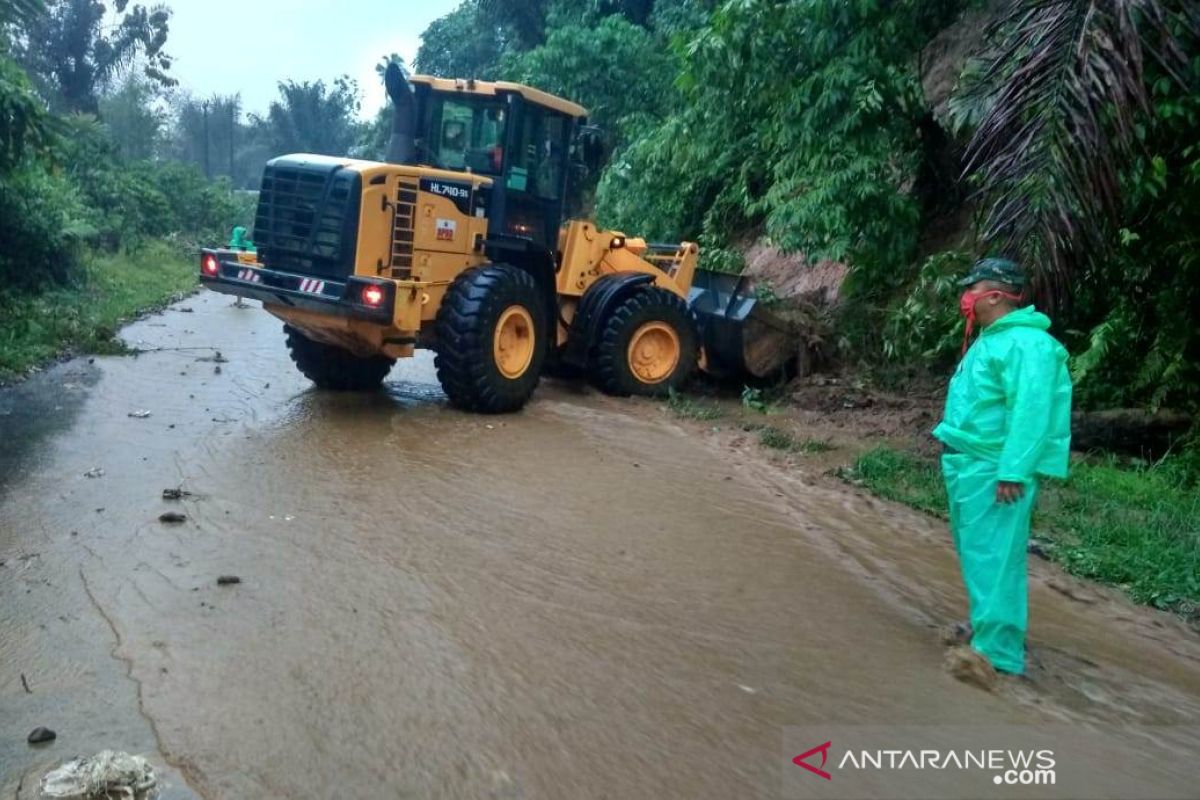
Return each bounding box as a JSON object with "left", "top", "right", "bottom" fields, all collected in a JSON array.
[
  {"left": 127, "top": 410, "right": 152, "bottom": 419},
  {"left": 83, "top": 468, "right": 105, "bottom": 479},
  {"left": 41, "top": 751, "right": 157, "bottom": 799}
]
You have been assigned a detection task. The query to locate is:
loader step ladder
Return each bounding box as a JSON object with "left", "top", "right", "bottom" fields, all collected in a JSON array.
[{"left": 390, "top": 178, "right": 419, "bottom": 279}]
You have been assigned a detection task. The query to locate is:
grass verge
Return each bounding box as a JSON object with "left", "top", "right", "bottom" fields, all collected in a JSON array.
[
  {"left": 666, "top": 389, "right": 724, "bottom": 421},
  {"left": 0, "top": 241, "right": 196, "bottom": 380},
  {"left": 758, "top": 425, "right": 835, "bottom": 454},
  {"left": 844, "top": 446, "right": 1200, "bottom": 617}
]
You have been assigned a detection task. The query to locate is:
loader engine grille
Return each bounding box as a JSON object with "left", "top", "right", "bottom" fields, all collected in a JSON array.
[
  {"left": 389, "top": 178, "right": 419, "bottom": 279},
  {"left": 253, "top": 160, "right": 362, "bottom": 279}
]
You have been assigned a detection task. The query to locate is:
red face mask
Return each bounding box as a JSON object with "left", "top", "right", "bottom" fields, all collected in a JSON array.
[{"left": 959, "top": 289, "right": 1023, "bottom": 354}]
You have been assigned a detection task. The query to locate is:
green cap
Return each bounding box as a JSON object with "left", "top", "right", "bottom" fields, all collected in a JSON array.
[{"left": 958, "top": 257, "right": 1026, "bottom": 287}]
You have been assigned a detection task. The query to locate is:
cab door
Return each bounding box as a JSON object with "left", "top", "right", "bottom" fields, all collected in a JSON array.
[{"left": 495, "top": 103, "right": 572, "bottom": 247}]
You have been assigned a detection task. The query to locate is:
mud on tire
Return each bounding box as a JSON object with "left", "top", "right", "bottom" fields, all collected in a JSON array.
[
  {"left": 434, "top": 265, "right": 548, "bottom": 413},
  {"left": 284, "top": 325, "right": 394, "bottom": 390},
  {"left": 591, "top": 287, "right": 697, "bottom": 397}
]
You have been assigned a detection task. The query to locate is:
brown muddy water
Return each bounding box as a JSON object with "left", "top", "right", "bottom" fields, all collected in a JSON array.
[{"left": 2, "top": 292, "right": 1199, "bottom": 799}]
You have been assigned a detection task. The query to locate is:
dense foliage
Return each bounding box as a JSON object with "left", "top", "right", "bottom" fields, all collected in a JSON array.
[
  {"left": 412, "top": 0, "right": 1198, "bottom": 412},
  {"left": 1, "top": 0, "right": 1196, "bottom": 412},
  {"left": 0, "top": 0, "right": 365, "bottom": 300}
]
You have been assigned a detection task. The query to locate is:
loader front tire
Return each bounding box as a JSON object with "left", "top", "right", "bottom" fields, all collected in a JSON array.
[
  {"left": 284, "top": 325, "right": 394, "bottom": 391},
  {"left": 592, "top": 288, "right": 697, "bottom": 397},
  {"left": 434, "top": 265, "right": 547, "bottom": 413}
]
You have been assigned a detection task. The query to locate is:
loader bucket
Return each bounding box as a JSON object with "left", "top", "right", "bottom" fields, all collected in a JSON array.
[
  {"left": 686, "top": 268, "right": 795, "bottom": 381},
  {"left": 688, "top": 269, "right": 800, "bottom": 380},
  {"left": 687, "top": 270, "right": 755, "bottom": 378}
]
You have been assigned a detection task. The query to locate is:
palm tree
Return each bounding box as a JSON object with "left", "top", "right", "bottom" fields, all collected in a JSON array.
[{"left": 957, "top": 0, "right": 1198, "bottom": 310}]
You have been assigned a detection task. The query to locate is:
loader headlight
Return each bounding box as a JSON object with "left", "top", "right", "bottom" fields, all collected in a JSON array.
[{"left": 610, "top": 236, "right": 626, "bottom": 249}]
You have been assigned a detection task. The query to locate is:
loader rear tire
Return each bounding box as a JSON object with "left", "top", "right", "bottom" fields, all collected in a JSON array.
[
  {"left": 434, "top": 265, "right": 548, "bottom": 413},
  {"left": 284, "top": 325, "right": 394, "bottom": 390},
  {"left": 592, "top": 288, "right": 697, "bottom": 397}
]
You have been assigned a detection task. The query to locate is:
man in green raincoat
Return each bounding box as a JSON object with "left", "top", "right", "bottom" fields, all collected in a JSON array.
[{"left": 933, "top": 258, "right": 1072, "bottom": 678}]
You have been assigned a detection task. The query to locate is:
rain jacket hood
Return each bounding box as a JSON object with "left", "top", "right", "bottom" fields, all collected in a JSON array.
[{"left": 934, "top": 306, "right": 1073, "bottom": 484}]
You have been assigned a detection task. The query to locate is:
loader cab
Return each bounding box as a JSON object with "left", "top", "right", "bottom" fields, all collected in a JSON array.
[{"left": 406, "top": 76, "right": 586, "bottom": 249}]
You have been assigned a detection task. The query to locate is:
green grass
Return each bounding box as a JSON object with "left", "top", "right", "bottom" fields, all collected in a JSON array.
[
  {"left": 666, "top": 389, "right": 724, "bottom": 421},
  {"left": 846, "top": 446, "right": 1200, "bottom": 616},
  {"left": 0, "top": 241, "right": 196, "bottom": 380},
  {"left": 757, "top": 426, "right": 835, "bottom": 454}
]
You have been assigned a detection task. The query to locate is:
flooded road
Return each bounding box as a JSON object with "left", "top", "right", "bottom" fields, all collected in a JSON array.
[{"left": 2, "top": 292, "right": 1199, "bottom": 798}]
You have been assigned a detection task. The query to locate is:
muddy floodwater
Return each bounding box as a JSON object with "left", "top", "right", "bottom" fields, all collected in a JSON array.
[{"left": 2, "top": 292, "right": 1199, "bottom": 799}]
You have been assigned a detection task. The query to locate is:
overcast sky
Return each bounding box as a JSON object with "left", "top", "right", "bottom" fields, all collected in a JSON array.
[{"left": 159, "top": 0, "right": 463, "bottom": 118}]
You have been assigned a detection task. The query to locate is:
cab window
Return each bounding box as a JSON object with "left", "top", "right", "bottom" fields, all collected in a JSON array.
[
  {"left": 429, "top": 97, "right": 507, "bottom": 175},
  {"left": 507, "top": 107, "right": 566, "bottom": 200}
]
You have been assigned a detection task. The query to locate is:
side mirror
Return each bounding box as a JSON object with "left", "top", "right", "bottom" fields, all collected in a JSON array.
[{"left": 577, "top": 125, "right": 608, "bottom": 172}]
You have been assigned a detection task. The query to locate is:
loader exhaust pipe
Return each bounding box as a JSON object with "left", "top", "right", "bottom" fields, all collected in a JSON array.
[{"left": 384, "top": 62, "right": 416, "bottom": 165}]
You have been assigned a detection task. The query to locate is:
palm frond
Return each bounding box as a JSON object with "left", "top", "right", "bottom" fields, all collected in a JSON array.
[{"left": 959, "top": 0, "right": 1195, "bottom": 311}]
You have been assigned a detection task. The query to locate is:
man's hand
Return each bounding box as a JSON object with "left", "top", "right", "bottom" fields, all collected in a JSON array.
[{"left": 996, "top": 481, "right": 1025, "bottom": 504}]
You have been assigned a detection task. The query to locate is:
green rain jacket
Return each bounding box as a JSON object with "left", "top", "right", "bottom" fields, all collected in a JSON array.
[{"left": 933, "top": 306, "right": 1073, "bottom": 484}]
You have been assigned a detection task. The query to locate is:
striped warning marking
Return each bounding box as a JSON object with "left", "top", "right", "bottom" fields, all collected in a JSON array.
[
  {"left": 298, "top": 278, "right": 326, "bottom": 294},
  {"left": 237, "top": 268, "right": 262, "bottom": 284}
]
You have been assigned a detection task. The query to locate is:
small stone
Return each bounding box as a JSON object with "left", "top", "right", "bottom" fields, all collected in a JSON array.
[
  {"left": 159, "top": 511, "right": 187, "bottom": 524},
  {"left": 214, "top": 365, "right": 222, "bottom": 375},
  {"left": 162, "top": 488, "right": 191, "bottom": 501},
  {"left": 216, "top": 575, "right": 241, "bottom": 586},
  {"left": 27, "top": 727, "right": 56, "bottom": 744},
  {"left": 84, "top": 467, "right": 104, "bottom": 478}
]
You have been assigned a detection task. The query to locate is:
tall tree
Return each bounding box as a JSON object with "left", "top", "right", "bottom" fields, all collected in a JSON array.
[
  {"left": 98, "top": 71, "right": 163, "bottom": 160},
  {"left": 414, "top": 3, "right": 505, "bottom": 78},
  {"left": 13, "top": 0, "right": 173, "bottom": 114},
  {"left": 503, "top": 14, "right": 672, "bottom": 132},
  {"left": 958, "top": 0, "right": 1198, "bottom": 309},
  {"left": 262, "top": 77, "right": 361, "bottom": 157},
  {"left": 477, "top": 0, "right": 551, "bottom": 49},
  {"left": 168, "top": 91, "right": 242, "bottom": 179}
]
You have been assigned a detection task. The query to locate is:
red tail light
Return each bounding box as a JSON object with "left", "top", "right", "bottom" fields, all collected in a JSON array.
[
  {"left": 201, "top": 254, "right": 219, "bottom": 277},
  {"left": 362, "top": 285, "right": 384, "bottom": 307}
]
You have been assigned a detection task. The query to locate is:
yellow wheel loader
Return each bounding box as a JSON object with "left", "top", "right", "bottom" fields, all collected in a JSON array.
[{"left": 201, "top": 65, "right": 764, "bottom": 412}]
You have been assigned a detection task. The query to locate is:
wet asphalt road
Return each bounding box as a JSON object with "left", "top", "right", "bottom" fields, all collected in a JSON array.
[{"left": 2, "top": 292, "right": 1199, "bottom": 799}]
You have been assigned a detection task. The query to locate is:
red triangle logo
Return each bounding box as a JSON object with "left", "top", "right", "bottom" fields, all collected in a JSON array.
[{"left": 793, "top": 740, "right": 833, "bottom": 780}]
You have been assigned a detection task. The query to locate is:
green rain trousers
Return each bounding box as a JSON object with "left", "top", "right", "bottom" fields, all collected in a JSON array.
[
  {"left": 941, "top": 454, "right": 1038, "bottom": 673},
  {"left": 933, "top": 306, "right": 1073, "bottom": 675}
]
